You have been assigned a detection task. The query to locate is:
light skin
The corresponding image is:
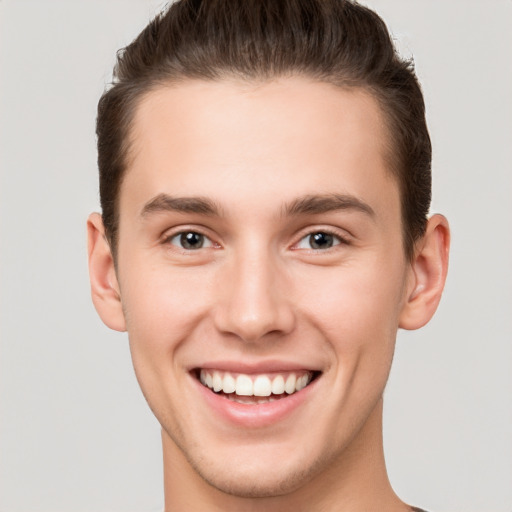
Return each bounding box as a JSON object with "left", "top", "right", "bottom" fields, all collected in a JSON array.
[{"left": 88, "top": 77, "right": 449, "bottom": 511}]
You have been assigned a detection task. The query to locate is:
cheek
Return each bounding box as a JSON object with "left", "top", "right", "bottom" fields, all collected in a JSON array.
[
  {"left": 118, "top": 260, "right": 218, "bottom": 429},
  {"left": 298, "top": 257, "right": 406, "bottom": 364},
  {"left": 118, "top": 257, "right": 215, "bottom": 364}
]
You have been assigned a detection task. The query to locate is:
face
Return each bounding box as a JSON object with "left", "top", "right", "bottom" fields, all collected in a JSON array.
[{"left": 114, "top": 78, "right": 413, "bottom": 496}]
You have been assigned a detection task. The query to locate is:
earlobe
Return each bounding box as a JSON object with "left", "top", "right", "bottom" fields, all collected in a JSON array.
[
  {"left": 87, "top": 213, "right": 126, "bottom": 332},
  {"left": 399, "top": 214, "right": 450, "bottom": 330}
]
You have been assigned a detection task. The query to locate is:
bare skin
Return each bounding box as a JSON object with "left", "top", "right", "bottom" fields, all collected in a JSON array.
[{"left": 88, "top": 77, "right": 449, "bottom": 511}]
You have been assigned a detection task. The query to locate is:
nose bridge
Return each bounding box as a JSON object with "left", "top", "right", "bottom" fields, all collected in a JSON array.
[{"left": 214, "top": 241, "right": 294, "bottom": 342}]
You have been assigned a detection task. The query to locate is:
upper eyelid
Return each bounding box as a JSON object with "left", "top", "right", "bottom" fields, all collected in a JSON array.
[
  {"left": 292, "top": 234, "right": 349, "bottom": 252},
  {"left": 161, "top": 225, "right": 216, "bottom": 241},
  {"left": 159, "top": 228, "right": 218, "bottom": 253},
  {"left": 292, "top": 226, "right": 352, "bottom": 244},
  {"left": 159, "top": 224, "right": 352, "bottom": 247}
]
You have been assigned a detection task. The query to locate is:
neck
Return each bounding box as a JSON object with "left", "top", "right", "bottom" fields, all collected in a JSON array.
[{"left": 162, "top": 398, "right": 409, "bottom": 512}]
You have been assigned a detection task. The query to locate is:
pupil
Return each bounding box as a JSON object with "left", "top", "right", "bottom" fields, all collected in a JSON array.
[
  {"left": 310, "top": 232, "right": 333, "bottom": 249},
  {"left": 181, "top": 232, "right": 203, "bottom": 249}
]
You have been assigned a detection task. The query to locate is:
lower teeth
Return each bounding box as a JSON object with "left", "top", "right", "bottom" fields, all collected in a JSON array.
[{"left": 224, "top": 394, "right": 282, "bottom": 404}]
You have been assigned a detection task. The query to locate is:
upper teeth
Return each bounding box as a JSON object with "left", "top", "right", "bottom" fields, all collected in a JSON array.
[{"left": 199, "top": 370, "right": 312, "bottom": 397}]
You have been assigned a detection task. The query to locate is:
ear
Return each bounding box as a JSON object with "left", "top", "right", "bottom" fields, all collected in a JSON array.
[
  {"left": 399, "top": 214, "right": 450, "bottom": 330},
  {"left": 87, "top": 213, "right": 126, "bottom": 332}
]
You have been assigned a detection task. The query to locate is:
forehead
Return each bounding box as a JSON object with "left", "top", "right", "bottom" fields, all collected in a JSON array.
[{"left": 122, "top": 77, "right": 398, "bottom": 221}]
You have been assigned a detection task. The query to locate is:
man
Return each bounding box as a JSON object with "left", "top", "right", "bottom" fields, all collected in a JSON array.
[{"left": 87, "top": 1, "right": 449, "bottom": 510}]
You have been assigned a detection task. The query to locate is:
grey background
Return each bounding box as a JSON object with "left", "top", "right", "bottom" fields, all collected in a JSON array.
[{"left": 1, "top": 1, "right": 511, "bottom": 511}]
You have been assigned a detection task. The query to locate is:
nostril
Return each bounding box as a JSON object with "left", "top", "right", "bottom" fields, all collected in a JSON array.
[{"left": 214, "top": 306, "right": 296, "bottom": 344}]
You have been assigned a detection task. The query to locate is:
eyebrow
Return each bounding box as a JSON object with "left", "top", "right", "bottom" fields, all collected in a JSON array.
[
  {"left": 140, "top": 192, "right": 375, "bottom": 220},
  {"left": 282, "top": 193, "right": 375, "bottom": 218},
  {"left": 140, "top": 193, "right": 222, "bottom": 217}
]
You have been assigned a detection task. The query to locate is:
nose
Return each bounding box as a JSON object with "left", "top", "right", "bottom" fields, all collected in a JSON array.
[{"left": 213, "top": 250, "right": 296, "bottom": 344}]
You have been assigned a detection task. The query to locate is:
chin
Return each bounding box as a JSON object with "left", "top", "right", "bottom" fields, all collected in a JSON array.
[
  {"left": 195, "top": 462, "right": 315, "bottom": 499},
  {"left": 182, "top": 440, "right": 334, "bottom": 499}
]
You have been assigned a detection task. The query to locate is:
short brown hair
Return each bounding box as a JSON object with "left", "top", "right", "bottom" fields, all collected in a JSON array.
[{"left": 97, "top": 0, "right": 431, "bottom": 260}]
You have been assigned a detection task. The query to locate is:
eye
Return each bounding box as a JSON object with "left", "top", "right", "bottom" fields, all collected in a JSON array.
[
  {"left": 295, "top": 231, "right": 344, "bottom": 250},
  {"left": 168, "top": 231, "right": 214, "bottom": 250}
]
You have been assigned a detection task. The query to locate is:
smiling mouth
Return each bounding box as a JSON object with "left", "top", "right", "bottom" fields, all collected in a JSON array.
[{"left": 195, "top": 369, "right": 320, "bottom": 404}]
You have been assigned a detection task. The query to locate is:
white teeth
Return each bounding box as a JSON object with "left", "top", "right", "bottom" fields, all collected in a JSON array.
[
  {"left": 235, "top": 374, "right": 253, "bottom": 396},
  {"left": 228, "top": 395, "right": 278, "bottom": 405},
  {"left": 285, "top": 374, "right": 296, "bottom": 394},
  {"left": 253, "top": 375, "right": 272, "bottom": 397},
  {"left": 212, "top": 371, "right": 223, "bottom": 392},
  {"left": 271, "top": 375, "right": 285, "bottom": 394},
  {"left": 222, "top": 373, "right": 236, "bottom": 394},
  {"left": 199, "top": 369, "right": 314, "bottom": 398},
  {"left": 296, "top": 374, "right": 308, "bottom": 391}
]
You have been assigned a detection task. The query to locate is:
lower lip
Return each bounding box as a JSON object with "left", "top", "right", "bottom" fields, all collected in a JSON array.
[{"left": 192, "top": 374, "right": 319, "bottom": 428}]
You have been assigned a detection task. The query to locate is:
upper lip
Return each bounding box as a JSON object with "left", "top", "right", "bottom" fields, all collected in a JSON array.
[{"left": 190, "top": 360, "right": 322, "bottom": 374}]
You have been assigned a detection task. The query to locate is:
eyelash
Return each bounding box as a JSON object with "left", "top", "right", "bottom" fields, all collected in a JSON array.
[
  {"left": 293, "top": 229, "right": 350, "bottom": 252},
  {"left": 161, "top": 227, "right": 350, "bottom": 252},
  {"left": 162, "top": 229, "right": 218, "bottom": 252}
]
